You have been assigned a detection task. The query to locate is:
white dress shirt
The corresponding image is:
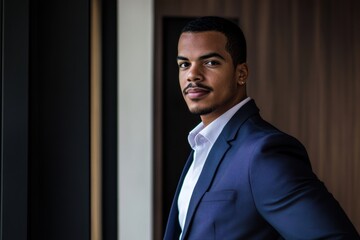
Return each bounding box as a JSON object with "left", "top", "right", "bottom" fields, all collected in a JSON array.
[{"left": 177, "top": 97, "right": 251, "bottom": 238}]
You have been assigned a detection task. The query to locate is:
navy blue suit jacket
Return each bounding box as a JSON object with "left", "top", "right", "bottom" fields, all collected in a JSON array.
[{"left": 164, "top": 100, "right": 359, "bottom": 240}]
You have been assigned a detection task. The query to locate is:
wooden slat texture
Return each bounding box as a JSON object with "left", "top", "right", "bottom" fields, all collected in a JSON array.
[{"left": 91, "top": 0, "right": 102, "bottom": 239}]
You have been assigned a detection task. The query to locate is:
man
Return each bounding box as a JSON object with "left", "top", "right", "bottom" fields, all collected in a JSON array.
[{"left": 164, "top": 16, "right": 359, "bottom": 239}]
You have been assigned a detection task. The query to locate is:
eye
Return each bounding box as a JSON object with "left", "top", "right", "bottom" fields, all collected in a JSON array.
[
  {"left": 205, "top": 60, "right": 220, "bottom": 67},
  {"left": 178, "top": 62, "right": 190, "bottom": 69}
]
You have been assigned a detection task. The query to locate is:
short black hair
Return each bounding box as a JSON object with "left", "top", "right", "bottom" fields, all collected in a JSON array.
[{"left": 181, "top": 16, "right": 247, "bottom": 66}]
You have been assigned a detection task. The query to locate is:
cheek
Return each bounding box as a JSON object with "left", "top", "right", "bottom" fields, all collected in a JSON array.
[
  {"left": 214, "top": 79, "right": 238, "bottom": 97},
  {"left": 179, "top": 74, "right": 187, "bottom": 89}
]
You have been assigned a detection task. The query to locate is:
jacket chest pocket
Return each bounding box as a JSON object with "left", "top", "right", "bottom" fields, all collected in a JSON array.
[
  {"left": 189, "top": 190, "right": 237, "bottom": 239},
  {"left": 201, "top": 190, "right": 237, "bottom": 202},
  {"left": 195, "top": 190, "right": 237, "bottom": 223}
]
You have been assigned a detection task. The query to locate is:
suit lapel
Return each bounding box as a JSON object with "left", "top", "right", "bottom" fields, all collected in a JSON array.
[
  {"left": 181, "top": 137, "right": 231, "bottom": 239},
  {"left": 181, "top": 99, "right": 260, "bottom": 239}
]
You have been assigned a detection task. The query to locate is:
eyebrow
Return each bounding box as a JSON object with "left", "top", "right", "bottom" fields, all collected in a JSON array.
[{"left": 177, "top": 52, "right": 226, "bottom": 61}]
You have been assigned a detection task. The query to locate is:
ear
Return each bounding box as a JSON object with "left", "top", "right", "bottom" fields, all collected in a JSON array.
[{"left": 236, "top": 63, "right": 249, "bottom": 86}]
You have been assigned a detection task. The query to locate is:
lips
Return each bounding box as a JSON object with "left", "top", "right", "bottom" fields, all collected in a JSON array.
[{"left": 185, "top": 87, "right": 211, "bottom": 99}]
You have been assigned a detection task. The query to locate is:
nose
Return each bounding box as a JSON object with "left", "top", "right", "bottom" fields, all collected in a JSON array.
[{"left": 187, "top": 64, "right": 203, "bottom": 82}]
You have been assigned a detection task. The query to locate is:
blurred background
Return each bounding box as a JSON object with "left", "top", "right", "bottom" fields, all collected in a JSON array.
[{"left": 1, "top": 0, "right": 359, "bottom": 239}]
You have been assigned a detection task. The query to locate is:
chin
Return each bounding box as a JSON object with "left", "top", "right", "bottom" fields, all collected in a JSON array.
[{"left": 189, "top": 106, "right": 214, "bottom": 116}]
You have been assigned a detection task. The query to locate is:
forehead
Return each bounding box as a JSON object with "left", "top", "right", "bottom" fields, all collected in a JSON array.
[{"left": 178, "top": 31, "right": 228, "bottom": 58}]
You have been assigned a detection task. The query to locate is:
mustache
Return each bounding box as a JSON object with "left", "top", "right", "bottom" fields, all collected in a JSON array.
[{"left": 183, "top": 83, "right": 213, "bottom": 94}]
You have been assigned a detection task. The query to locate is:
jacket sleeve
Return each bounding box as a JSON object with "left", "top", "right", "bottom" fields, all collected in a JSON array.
[{"left": 249, "top": 133, "right": 359, "bottom": 239}]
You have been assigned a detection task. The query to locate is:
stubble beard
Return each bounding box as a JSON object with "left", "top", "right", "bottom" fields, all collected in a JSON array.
[{"left": 188, "top": 105, "right": 215, "bottom": 116}]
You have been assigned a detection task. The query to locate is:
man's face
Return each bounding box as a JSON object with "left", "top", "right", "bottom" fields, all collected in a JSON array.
[{"left": 177, "top": 31, "right": 247, "bottom": 125}]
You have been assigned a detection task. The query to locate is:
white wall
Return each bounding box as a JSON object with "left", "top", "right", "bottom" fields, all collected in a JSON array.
[{"left": 118, "top": 0, "right": 153, "bottom": 239}]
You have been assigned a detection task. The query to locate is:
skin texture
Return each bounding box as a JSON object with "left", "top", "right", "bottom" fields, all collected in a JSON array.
[{"left": 177, "top": 31, "right": 249, "bottom": 126}]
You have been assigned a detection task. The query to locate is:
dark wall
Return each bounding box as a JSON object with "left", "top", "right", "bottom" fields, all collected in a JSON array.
[
  {"left": 29, "top": 1, "right": 91, "bottom": 240},
  {"left": 101, "top": 0, "right": 118, "bottom": 239},
  {"left": 1, "top": 0, "right": 29, "bottom": 239},
  {"left": 1, "top": 0, "right": 118, "bottom": 239}
]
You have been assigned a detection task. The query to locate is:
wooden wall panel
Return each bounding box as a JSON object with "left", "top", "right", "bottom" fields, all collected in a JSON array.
[
  {"left": 155, "top": 0, "right": 360, "bottom": 238},
  {"left": 241, "top": 1, "right": 360, "bottom": 233}
]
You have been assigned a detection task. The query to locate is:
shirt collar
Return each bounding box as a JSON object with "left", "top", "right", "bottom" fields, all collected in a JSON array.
[{"left": 188, "top": 97, "right": 251, "bottom": 149}]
